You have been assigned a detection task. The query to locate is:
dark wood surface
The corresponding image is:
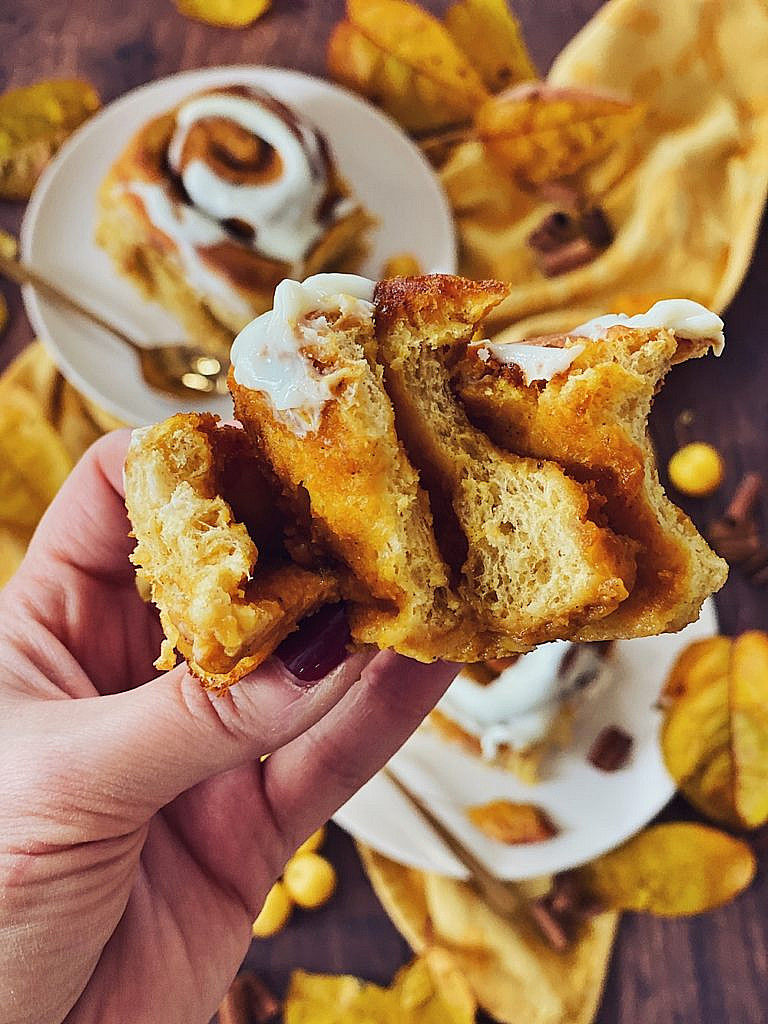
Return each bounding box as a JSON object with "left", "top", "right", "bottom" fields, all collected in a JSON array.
[{"left": 2, "top": 2, "right": 767, "bottom": 1022}]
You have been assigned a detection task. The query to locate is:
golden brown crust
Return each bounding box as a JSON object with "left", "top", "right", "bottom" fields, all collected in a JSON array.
[{"left": 374, "top": 274, "right": 509, "bottom": 335}]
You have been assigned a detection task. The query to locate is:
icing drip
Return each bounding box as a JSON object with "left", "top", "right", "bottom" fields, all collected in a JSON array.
[{"left": 231, "top": 273, "right": 376, "bottom": 436}]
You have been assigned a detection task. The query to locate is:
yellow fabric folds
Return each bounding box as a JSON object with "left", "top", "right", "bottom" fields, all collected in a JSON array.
[
  {"left": 442, "top": 0, "right": 768, "bottom": 339},
  {"left": 0, "top": 343, "right": 123, "bottom": 586},
  {"left": 358, "top": 844, "right": 618, "bottom": 1024}
]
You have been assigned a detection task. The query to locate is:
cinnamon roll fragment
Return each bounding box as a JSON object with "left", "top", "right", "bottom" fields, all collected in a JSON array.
[
  {"left": 454, "top": 301, "right": 728, "bottom": 638},
  {"left": 124, "top": 413, "right": 338, "bottom": 692}
]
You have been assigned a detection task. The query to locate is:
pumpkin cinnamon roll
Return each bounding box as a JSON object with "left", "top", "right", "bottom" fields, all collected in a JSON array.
[
  {"left": 124, "top": 275, "right": 727, "bottom": 691},
  {"left": 96, "top": 85, "right": 374, "bottom": 359}
]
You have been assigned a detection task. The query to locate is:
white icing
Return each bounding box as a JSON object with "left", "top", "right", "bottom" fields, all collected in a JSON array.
[
  {"left": 168, "top": 92, "right": 329, "bottom": 264},
  {"left": 231, "top": 273, "right": 376, "bottom": 435},
  {"left": 123, "top": 425, "right": 153, "bottom": 492},
  {"left": 570, "top": 299, "right": 725, "bottom": 355},
  {"left": 478, "top": 341, "right": 585, "bottom": 384},
  {"left": 126, "top": 180, "right": 251, "bottom": 318},
  {"left": 436, "top": 643, "right": 609, "bottom": 758},
  {"left": 128, "top": 425, "right": 152, "bottom": 450}
]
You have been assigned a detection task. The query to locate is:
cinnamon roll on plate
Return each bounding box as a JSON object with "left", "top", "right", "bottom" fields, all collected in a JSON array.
[
  {"left": 429, "top": 642, "right": 615, "bottom": 783},
  {"left": 96, "top": 84, "right": 375, "bottom": 359}
]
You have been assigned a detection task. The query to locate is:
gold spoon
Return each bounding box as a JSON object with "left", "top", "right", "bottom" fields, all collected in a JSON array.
[{"left": 0, "top": 252, "right": 230, "bottom": 398}]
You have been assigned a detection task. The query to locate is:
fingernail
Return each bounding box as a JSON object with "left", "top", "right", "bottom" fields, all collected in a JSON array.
[{"left": 275, "top": 603, "right": 352, "bottom": 684}]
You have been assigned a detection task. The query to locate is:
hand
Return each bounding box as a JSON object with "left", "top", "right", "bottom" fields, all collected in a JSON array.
[{"left": 0, "top": 430, "right": 457, "bottom": 1024}]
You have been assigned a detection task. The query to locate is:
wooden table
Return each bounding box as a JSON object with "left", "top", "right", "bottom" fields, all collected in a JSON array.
[{"left": 1, "top": 2, "right": 767, "bottom": 1021}]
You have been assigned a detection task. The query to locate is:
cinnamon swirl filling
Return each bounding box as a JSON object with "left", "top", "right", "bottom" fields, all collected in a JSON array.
[{"left": 119, "top": 85, "right": 359, "bottom": 318}]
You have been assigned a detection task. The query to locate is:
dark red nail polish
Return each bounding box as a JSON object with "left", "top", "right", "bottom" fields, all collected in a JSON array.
[{"left": 275, "top": 603, "right": 351, "bottom": 683}]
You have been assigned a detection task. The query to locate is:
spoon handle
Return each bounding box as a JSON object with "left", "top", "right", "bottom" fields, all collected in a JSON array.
[
  {"left": 0, "top": 251, "right": 142, "bottom": 354},
  {"left": 382, "top": 766, "right": 569, "bottom": 949}
]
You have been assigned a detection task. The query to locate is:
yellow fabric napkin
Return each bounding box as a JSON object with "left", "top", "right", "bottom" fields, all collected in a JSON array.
[
  {"left": 358, "top": 844, "right": 618, "bottom": 1024},
  {"left": 0, "top": 342, "right": 123, "bottom": 586},
  {"left": 443, "top": 0, "right": 768, "bottom": 339}
]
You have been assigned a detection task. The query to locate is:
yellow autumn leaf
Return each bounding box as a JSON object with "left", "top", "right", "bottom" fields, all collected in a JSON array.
[
  {"left": 173, "top": 0, "right": 270, "bottom": 27},
  {"left": 731, "top": 632, "right": 768, "bottom": 826},
  {"left": 0, "top": 386, "right": 72, "bottom": 536},
  {"left": 327, "top": 0, "right": 489, "bottom": 133},
  {"left": 444, "top": 0, "right": 537, "bottom": 93},
  {"left": 468, "top": 799, "right": 558, "bottom": 844},
  {"left": 0, "top": 79, "right": 100, "bottom": 199},
  {"left": 662, "top": 631, "right": 768, "bottom": 828},
  {"left": 658, "top": 635, "right": 732, "bottom": 707},
  {"left": 579, "top": 822, "right": 756, "bottom": 916},
  {"left": 475, "top": 81, "right": 642, "bottom": 188},
  {"left": 284, "top": 958, "right": 475, "bottom": 1024}
]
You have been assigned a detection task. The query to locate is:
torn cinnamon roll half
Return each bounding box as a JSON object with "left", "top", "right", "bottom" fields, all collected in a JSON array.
[
  {"left": 229, "top": 273, "right": 635, "bottom": 661},
  {"left": 96, "top": 85, "right": 374, "bottom": 359}
]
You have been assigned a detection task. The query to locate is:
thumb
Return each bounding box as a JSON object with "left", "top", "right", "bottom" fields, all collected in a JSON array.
[{"left": 53, "top": 646, "right": 376, "bottom": 823}]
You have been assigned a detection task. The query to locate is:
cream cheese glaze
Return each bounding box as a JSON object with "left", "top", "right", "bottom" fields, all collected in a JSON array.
[
  {"left": 475, "top": 299, "right": 723, "bottom": 383},
  {"left": 477, "top": 341, "right": 585, "bottom": 384},
  {"left": 570, "top": 299, "right": 725, "bottom": 355},
  {"left": 231, "top": 273, "right": 376, "bottom": 435},
  {"left": 167, "top": 91, "right": 330, "bottom": 265},
  {"left": 436, "top": 642, "right": 611, "bottom": 758},
  {"left": 126, "top": 180, "right": 252, "bottom": 318}
]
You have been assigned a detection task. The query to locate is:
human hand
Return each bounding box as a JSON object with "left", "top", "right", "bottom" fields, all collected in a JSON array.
[{"left": 0, "top": 430, "right": 457, "bottom": 1024}]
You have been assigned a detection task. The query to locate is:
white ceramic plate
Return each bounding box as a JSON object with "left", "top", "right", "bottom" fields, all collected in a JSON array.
[
  {"left": 21, "top": 66, "right": 457, "bottom": 426},
  {"left": 334, "top": 600, "right": 717, "bottom": 880}
]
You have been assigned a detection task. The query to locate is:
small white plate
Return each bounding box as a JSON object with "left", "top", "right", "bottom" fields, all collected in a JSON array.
[
  {"left": 334, "top": 600, "right": 717, "bottom": 880},
  {"left": 21, "top": 66, "right": 457, "bottom": 426}
]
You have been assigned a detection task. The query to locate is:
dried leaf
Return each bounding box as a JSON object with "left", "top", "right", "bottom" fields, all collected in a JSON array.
[
  {"left": 284, "top": 957, "right": 475, "bottom": 1024},
  {"left": 360, "top": 843, "right": 618, "bottom": 1024},
  {"left": 444, "top": 0, "right": 537, "bottom": 93},
  {"left": 327, "top": 0, "right": 489, "bottom": 133},
  {"left": 731, "top": 632, "right": 768, "bottom": 826},
  {"left": 579, "top": 823, "right": 755, "bottom": 916},
  {"left": 468, "top": 799, "right": 558, "bottom": 844},
  {"left": 659, "top": 635, "right": 731, "bottom": 707},
  {"left": 418, "top": 948, "right": 477, "bottom": 1023},
  {"left": 173, "top": 0, "right": 270, "bottom": 27},
  {"left": 475, "top": 81, "right": 642, "bottom": 188},
  {"left": 0, "top": 79, "right": 100, "bottom": 199},
  {"left": 661, "top": 632, "right": 768, "bottom": 828}
]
